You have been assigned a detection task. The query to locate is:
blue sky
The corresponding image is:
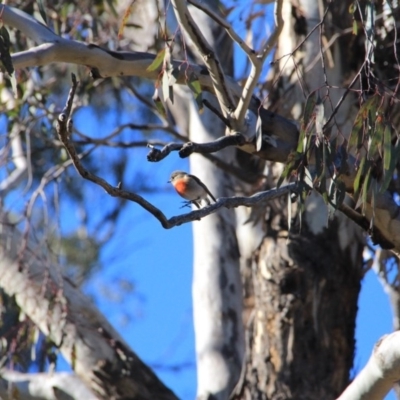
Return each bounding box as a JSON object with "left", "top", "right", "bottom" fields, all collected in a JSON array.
[
  {"left": 0, "top": 77, "right": 393, "bottom": 400},
  {"left": 65, "top": 104, "right": 396, "bottom": 400},
  {"left": 1, "top": 2, "right": 396, "bottom": 399},
  {"left": 82, "top": 150, "right": 395, "bottom": 400}
]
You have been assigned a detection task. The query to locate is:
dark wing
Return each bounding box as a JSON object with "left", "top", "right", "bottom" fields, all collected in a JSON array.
[{"left": 188, "top": 174, "right": 217, "bottom": 202}]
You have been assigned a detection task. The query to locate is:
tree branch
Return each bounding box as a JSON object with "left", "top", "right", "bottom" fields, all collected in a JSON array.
[
  {"left": 171, "top": 0, "right": 237, "bottom": 121},
  {"left": 337, "top": 331, "right": 400, "bottom": 400},
  {"left": 0, "top": 371, "right": 98, "bottom": 400},
  {"left": 57, "top": 75, "right": 296, "bottom": 229},
  {"left": 146, "top": 134, "right": 246, "bottom": 161},
  {"left": 233, "top": 0, "right": 284, "bottom": 126},
  {"left": 2, "top": 4, "right": 299, "bottom": 162}
]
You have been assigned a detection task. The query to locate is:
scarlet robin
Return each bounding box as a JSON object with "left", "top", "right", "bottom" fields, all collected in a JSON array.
[{"left": 168, "top": 170, "right": 217, "bottom": 209}]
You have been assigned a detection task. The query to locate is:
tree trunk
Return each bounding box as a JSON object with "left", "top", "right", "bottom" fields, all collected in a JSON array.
[
  {"left": 0, "top": 218, "right": 178, "bottom": 400},
  {"left": 236, "top": 205, "right": 364, "bottom": 399},
  {"left": 168, "top": 4, "right": 245, "bottom": 398},
  {"left": 235, "top": 1, "right": 366, "bottom": 398}
]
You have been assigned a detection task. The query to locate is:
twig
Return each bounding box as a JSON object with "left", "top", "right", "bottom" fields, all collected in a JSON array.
[
  {"left": 272, "top": 2, "right": 332, "bottom": 66},
  {"left": 338, "top": 202, "right": 395, "bottom": 250},
  {"left": 185, "top": 0, "right": 284, "bottom": 129},
  {"left": 147, "top": 143, "right": 183, "bottom": 161},
  {"left": 187, "top": 0, "right": 255, "bottom": 57},
  {"left": 57, "top": 75, "right": 296, "bottom": 229},
  {"left": 233, "top": 0, "right": 284, "bottom": 126},
  {"left": 323, "top": 58, "right": 367, "bottom": 129},
  {"left": 171, "top": 0, "right": 236, "bottom": 121},
  {"left": 203, "top": 99, "right": 232, "bottom": 128},
  {"left": 147, "top": 134, "right": 246, "bottom": 161}
]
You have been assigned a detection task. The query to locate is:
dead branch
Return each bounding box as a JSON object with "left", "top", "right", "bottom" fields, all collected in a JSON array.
[
  {"left": 147, "top": 134, "right": 246, "bottom": 162},
  {"left": 171, "top": 0, "right": 237, "bottom": 122},
  {"left": 233, "top": 0, "right": 284, "bottom": 126},
  {"left": 2, "top": 4, "right": 299, "bottom": 162},
  {"left": 57, "top": 75, "right": 296, "bottom": 229}
]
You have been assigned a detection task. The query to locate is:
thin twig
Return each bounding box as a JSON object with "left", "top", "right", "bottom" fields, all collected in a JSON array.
[
  {"left": 187, "top": 0, "right": 255, "bottom": 57},
  {"left": 203, "top": 99, "right": 232, "bottom": 128},
  {"left": 146, "top": 134, "right": 246, "bottom": 161},
  {"left": 233, "top": 0, "right": 284, "bottom": 126},
  {"left": 171, "top": 0, "right": 236, "bottom": 121},
  {"left": 57, "top": 75, "right": 297, "bottom": 228}
]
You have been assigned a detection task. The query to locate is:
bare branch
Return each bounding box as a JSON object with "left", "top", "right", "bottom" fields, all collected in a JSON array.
[
  {"left": 233, "top": 0, "right": 284, "bottom": 126},
  {"left": 57, "top": 75, "right": 295, "bottom": 229},
  {"left": 2, "top": 4, "right": 299, "bottom": 162},
  {"left": 187, "top": 0, "right": 255, "bottom": 57},
  {"left": 0, "top": 5, "right": 57, "bottom": 44},
  {"left": 147, "top": 134, "right": 246, "bottom": 162},
  {"left": 338, "top": 202, "right": 396, "bottom": 251},
  {"left": 203, "top": 98, "right": 232, "bottom": 127},
  {"left": 147, "top": 142, "right": 183, "bottom": 161},
  {"left": 0, "top": 5, "right": 233, "bottom": 94},
  {"left": 184, "top": 0, "right": 284, "bottom": 128},
  {"left": 337, "top": 331, "right": 400, "bottom": 400},
  {"left": 171, "top": 0, "right": 236, "bottom": 121}
]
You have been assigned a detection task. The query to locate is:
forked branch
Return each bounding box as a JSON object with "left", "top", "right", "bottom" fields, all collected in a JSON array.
[{"left": 57, "top": 75, "right": 297, "bottom": 229}]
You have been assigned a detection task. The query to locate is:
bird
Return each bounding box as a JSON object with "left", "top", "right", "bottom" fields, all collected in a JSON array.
[{"left": 168, "top": 170, "right": 217, "bottom": 209}]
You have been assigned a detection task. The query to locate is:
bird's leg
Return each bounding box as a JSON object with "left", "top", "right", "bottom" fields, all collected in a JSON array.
[{"left": 180, "top": 201, "right": 193, "bottom": 209}]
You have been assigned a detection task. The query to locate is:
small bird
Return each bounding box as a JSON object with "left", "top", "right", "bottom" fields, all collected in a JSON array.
[{"left": 169, "top": 170, "right": 216, "bottom": 209}]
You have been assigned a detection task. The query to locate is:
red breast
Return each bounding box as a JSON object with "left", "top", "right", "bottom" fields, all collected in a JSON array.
[{"left": 173, "top": 179, "right": 189, "bottom": 196}]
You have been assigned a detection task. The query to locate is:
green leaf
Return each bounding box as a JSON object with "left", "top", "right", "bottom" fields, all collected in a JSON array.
[
  {"left": 352, "top": 20, "right": 358, "bottom": 35},
  {"left": 353, "top": 156, "right": 367, "bottom": 199},
  {"left": 188, "top": 76, "right": 203, "bottom": 113},
  {"left": 314, "top": 99, "right": 325, "bottom": 142},
  {"left": 255, "top": 114, "right": 263, "bottom": 151},
  {"left": 277, "top": 153, "right": 298, "bottom": 188},
  {"left": 297, "top": 185, "right": 308, "bottom": 231},
  {"left": 369, "top": 179, "right": 376, "bottom": 230},
  {"left": 296, "top": 127, "right": 307, "bottom": 154},
  {"left": 146, "top": 48, "right": 166, "bottom": 72},
  {"left": 315, "top": 140, "right": 324, "bottom": 182},
  {"left": 368, "top": 113, "right": 384, "bottom": 159},
  {"left": 380, "top": 126, "right": 399, "bottom": 193},
  {"left": 383, "top": 124, "right": 392, "bottom": 171},
  {"left": 37, "top": 0, "right": 48, "bottom": 25},
  {"left": 360, "top": 166, "right": 372, "bottom": 214},
  {"left": 9, "top": 73, "right": 17, "bottom": 98},
  {"left": 303, "top": 166, "right": 313, "bottom": 189},
  {"left": 328, "top": 177, "right": 346, "bottom": 209},
  {"left": 348, "top": 95, "right": 380, "bottom": 152},
  {"left": 168, "top": 66, "right": 179, "bottom": 86}
]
